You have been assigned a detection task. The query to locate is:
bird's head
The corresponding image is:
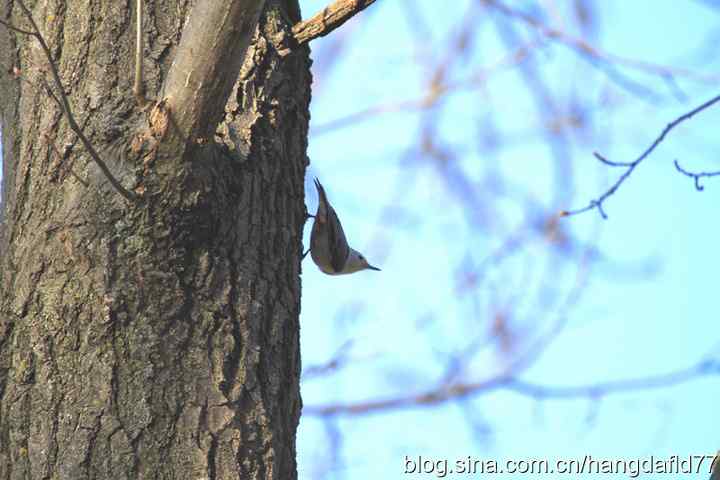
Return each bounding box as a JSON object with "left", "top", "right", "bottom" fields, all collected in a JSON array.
[{"left": 345, "top": 249, "right": 381, "bottom": 274}]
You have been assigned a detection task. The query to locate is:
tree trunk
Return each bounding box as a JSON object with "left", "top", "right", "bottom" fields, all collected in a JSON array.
[{"left": 0, "top": 0, "right": 310, "bottom": 478}]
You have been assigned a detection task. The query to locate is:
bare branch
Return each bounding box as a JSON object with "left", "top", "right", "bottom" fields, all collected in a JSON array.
[
  {"left": 562, "top": 93, "right": 720, "bottom": 218},
  {"left": 303, "top": 357, "right": 719, "bottom": 417},
  {"left": 673, "top": 159, "right": 720, "bottom": 191},
  {"left": 302, "top": 340, "right": 355, "bottom": 379},
  {"left": 2, "top": 1, "right": 137, "bottom": 202},
  {"left": 483, "top": 0, "right": 720, "bottom": 85},
  {"left": 311, "top": 42, "right": 535, "bottom": 135},
  {"left": 505, "top": 358, "right": 719, "bottom": 399},
  {"left": 292, "top": 0, "right": 377, "bottom": 46},
  {"left": 162, "top": 0, "right": 266, "bottom": 142}
]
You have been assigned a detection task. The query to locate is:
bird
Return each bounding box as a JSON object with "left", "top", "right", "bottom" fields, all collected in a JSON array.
[{"left": 307, "top": 178, "right": 381, "bottom": 275}]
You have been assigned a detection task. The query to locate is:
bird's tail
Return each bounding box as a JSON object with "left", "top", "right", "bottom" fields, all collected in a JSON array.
[{"left": 314, "top": 178, "right": 329, "bottom": 222}]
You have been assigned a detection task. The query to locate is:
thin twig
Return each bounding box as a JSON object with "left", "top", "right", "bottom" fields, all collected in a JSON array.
[
  {"left": 593, "top": 152, "right": 632, "bottom": 168},
  {"left": 133, "top": 0, "right": 146, "bottom": 105},
  {"left": 2, "top": 1, "right": 136, "bottom": 202},
  {"left": 562, "top": 93, "right": 720, "bottom": 218},
  {"left": 312, "top": 42, "right": 535, "bottom": 135},
  {"left": 302, "top": 340, "right": 355, "bottom": 379},
  {"left": 45, "top": 134, "right": 90, "bottom": 187},
  {"left": 673, "top": 159, "right": 720, "bottom": 191},
  {"left": 0, "top": 17, "right": 34, "bottom": 35},
  {"left": 506, "top": 358, "right": 719, "bottom": 399},
  {"left": 292, "top": 0, "right": 377, "bottom": 45}
]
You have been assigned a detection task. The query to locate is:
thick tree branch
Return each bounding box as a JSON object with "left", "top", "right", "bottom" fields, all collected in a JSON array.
[
  {"left": 562, "top": 93, "right": 720, "bottom": 218},
  {"left": 292, "top": 0, "right": 377, "bottom": 46},
  {"left": 162, "top": 0, "right": 266, "bottom": 142},
  {"left": 0, "top": 1, "right": 137, "bottom": 202}
]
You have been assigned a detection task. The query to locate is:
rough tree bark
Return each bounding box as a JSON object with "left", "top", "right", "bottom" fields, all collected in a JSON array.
[{"left": 0, "top": 0, "right": 310, "bottom": 478}]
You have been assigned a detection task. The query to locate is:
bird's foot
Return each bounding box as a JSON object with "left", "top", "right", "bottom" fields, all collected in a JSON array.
[{"left": 301, "top": 248, "right": 310, "bottom": 259}]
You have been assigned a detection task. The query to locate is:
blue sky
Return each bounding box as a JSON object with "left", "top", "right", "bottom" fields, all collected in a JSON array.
[{"left": 297, "top": 0, "right": 720, "bottom": 478}]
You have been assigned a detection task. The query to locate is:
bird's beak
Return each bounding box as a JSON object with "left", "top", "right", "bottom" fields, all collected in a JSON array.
[{"left": 367, "top": 264, "right": 381, "bottom": 271}]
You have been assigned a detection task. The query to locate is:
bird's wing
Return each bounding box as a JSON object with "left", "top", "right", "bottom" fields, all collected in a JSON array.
[
  {"left": 313, "top": 178, "right": 349, "bottom": 272},
  {"left": 326, "top": 203, "right": 349, "bottom": 272}
]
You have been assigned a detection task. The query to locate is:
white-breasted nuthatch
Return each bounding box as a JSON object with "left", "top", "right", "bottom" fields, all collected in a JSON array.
[{"left": 308, "top": 178, "right": 380, "bottom": 275}]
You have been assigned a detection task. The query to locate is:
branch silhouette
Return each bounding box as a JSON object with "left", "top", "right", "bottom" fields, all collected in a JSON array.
[
  {"left": 674, "top": 159, "right": 720, "bottom": 191},
  {"left": 0, "top": 1, "right": 137, "bottom": 202},
  {"left": 562, "top": 93, "right": 720, "bottom": 218}
]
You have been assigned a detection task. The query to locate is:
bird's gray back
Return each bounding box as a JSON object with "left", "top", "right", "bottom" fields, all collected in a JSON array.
[{"left": 311, "top": 180, "right": 350, "bottom": 273}]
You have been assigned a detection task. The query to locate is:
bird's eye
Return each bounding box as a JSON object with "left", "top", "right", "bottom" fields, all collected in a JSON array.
[{"left": 359, "top": 255, "right": 364, "bottom": 260}]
